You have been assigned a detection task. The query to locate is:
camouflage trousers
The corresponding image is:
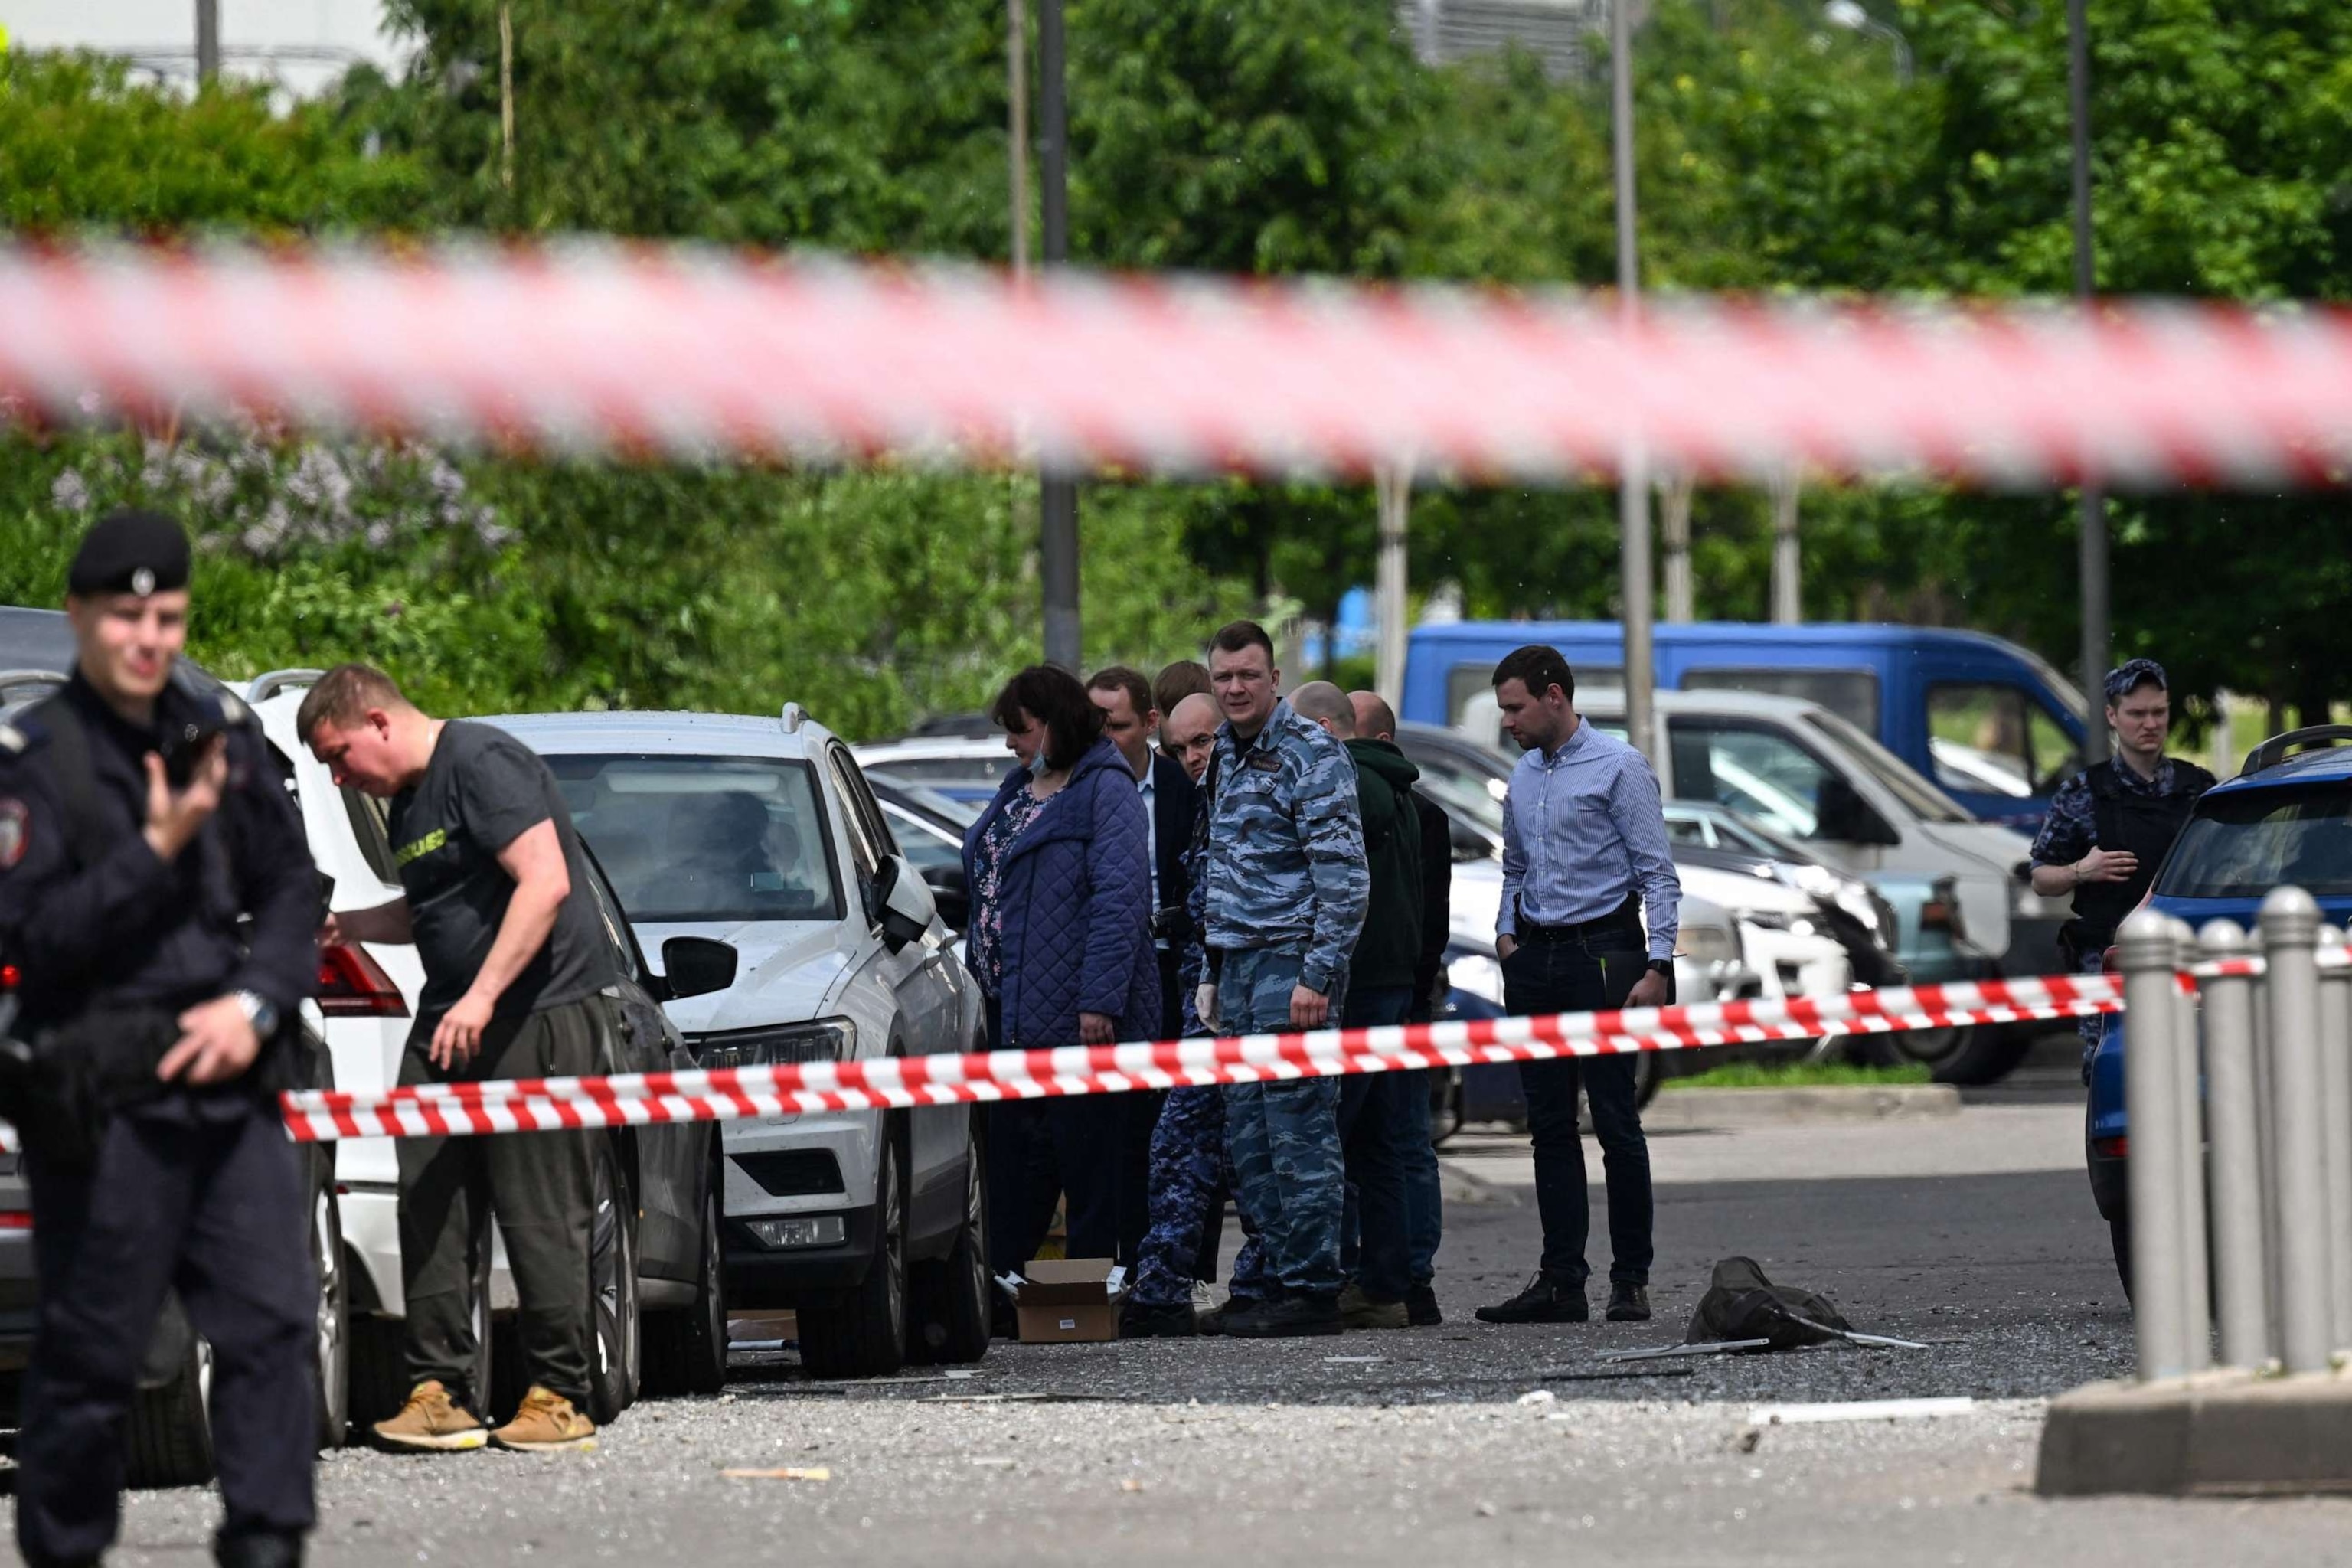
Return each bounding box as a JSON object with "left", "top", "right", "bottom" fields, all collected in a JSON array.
[
  {"left": 1125, "top": 1086, "right": 1269, "bottom": 1308},
  {"left": 1220, "top": 946, "right": 1348, "bottom": 1297}
]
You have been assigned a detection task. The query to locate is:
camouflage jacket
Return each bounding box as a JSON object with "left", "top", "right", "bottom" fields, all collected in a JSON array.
[{"left": 1201, "top": 698, "right": 1369, "bottom": 994}]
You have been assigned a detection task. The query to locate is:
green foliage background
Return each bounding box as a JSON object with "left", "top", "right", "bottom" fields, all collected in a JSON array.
[{"left": 5, "top": 0, "right": 2350, "bottom": 732}]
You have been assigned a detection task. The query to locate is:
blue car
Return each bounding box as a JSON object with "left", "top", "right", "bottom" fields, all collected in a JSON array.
[{"left": 2086, "top": 725, "right": 2352, "bottom": 1284}]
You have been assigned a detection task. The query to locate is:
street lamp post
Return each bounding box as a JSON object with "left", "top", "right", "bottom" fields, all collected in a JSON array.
[
  {"left": 1037, "top": 0, "right": 1080, "bottom": 672},
  {"left": 2068, "top": 0, "right": 2110, "bottom": 761},
  {"left": 194, "top": 0, "right": 219, "bottom": 83},
  {"left": 1612, "top": 0, "right": 1656, "bottom": 760}
]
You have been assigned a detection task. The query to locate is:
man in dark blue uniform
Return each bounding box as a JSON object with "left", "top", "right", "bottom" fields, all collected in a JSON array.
[
  {"left": 0, "top": 510, "right": 319, "bottom": 1568},
  {"left": 2029, "top": 658, "right": 2214, "bottom": 1078}
]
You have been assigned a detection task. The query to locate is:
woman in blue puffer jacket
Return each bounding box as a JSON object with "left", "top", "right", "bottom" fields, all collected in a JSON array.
[{"left": 962, "top": 665, "right": 1158, "bottom": 1273}]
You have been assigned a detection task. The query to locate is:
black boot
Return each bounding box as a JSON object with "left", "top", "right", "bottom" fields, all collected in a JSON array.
[
  {"left": 1606, "top": 1282, "right": 1651, "bottom": 1322},
  {"left": 1406, "top": 1282, "right": 1443, "bottom": 1328},
  {"left": 1119, "top": 1298, "right": 1198, "bottom": 1338},
  {"left": 216, "top": 1530, "right": 305, "bottom": 1568},
  {"left": 1473, "top": 1272, "right": 1588, "bottom": 1325},
  {"left": 1197, "top": 1294, "right": 1267, "bottom": 1336},
  {"left": 1222, "top": 1292, "right": 1343, "bottom": 1338}
]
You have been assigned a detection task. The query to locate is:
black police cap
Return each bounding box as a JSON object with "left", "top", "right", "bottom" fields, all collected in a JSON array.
[{"left": 67, "top": 508, "right": 191, "bottom": 599}]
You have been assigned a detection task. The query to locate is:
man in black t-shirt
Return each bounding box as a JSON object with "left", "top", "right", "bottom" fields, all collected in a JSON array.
[{"left": 299, "top": 664, "right": 617, "bottom": 1456}]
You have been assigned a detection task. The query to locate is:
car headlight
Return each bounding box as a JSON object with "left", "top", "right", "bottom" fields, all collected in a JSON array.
[
  {"left": 691, "top": 1017, "right": 859, "bottom": 1070},
  {"left": 1678, "top": 923, "right": 1740, "bottom": 965},
  {"left": 1449, "top": 952, "right": 1504, "bottom": 1006}
]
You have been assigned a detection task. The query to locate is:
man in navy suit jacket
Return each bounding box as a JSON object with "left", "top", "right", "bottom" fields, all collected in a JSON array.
[{"left": 1089, "top": 667, "right": 1199, "bottom": 1264}]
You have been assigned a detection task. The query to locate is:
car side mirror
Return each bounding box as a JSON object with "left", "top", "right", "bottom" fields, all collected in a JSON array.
[
  {"left": 876, "top": 854, "right": 938, "bottom": 953},
  {"left": 660, "top": 936, "right": 740, "bottom": 1001},
  {"left": 920, "top": 863, "right": 970, "bottom": 934},
  {"left": 1817, "top": 776, "right": 1901, "bottom": 848}
]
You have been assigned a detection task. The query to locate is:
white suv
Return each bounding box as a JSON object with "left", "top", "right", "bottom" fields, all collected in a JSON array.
[{"left": 488, "top": 707, "right": 991, "bottom": 1378}]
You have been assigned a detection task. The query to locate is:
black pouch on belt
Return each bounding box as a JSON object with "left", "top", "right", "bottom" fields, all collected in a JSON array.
[{"left": 5, "top": 1008, "right": 185, "bottom": 1171}]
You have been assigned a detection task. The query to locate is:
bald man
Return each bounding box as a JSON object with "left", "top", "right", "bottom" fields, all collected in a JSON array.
[
  {"left": 1295, "top": 682, "right": 1420, "bottom": 1328},
  {"left": 1350, "top": 689, "right": 1452, "bottom": 1326},
  {"left": 1162, "top": 693, "right": 1219, "bottom": 785}
]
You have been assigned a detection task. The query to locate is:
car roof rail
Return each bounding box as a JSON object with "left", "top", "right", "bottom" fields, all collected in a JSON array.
[
  {"left": 247, "top": 668, "right": 326, "bottom": 704},
  {"left": 2240, "top": 724, "right": 2352, "bottom": 777},
  {"left": 0, "top": 668, "right": 64, "bottom": 707}
]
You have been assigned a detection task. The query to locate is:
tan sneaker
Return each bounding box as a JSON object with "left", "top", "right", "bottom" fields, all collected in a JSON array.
[
  {"left": 490, "top": 1387, "right": 598, "bottom": 1453},
  {"left": 371, "top": 1380, "right": 489, "bottom": 1452}
]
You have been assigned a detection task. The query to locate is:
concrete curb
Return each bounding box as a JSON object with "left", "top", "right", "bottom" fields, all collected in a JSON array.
[
  {"left": 1645, "top": 1084, "right": 1962, "bottom": 1129},
  {"left": 2037, "top": 1369, "right": 2352, "bottom": 1495}
]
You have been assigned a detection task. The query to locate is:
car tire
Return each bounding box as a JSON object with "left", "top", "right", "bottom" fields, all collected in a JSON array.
[
  {"left": 642, "top": 1172, "right": 729, "bottom": 1397},
  {"left": 586, "top": 1141, "right": 642, "bottom": 1425},
  {"left": 908, "top": 1127, "right": 991, "bottom": 1367},
  {"left": 798, "top": 1125, "right": 907, "bottom": 1380},
  {"left": 1892, "top": 1023, "right": 2033, "bottom": 1086},
  {"left": 125, "top": 1301, "right": 213, "bottom": 1489},
  {"left": 312, "top": 1183, "right": 351, "bottom": 1450}
]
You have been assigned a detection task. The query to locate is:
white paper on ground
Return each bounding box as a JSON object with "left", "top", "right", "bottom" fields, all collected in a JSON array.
[{"left": 1748, "top": 1396, "right": 1975, "bottom": 1426}]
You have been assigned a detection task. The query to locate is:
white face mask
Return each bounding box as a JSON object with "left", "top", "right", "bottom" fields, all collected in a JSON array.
[{"left": 1027, "top": 749, "right": 1050, "bottom": 778}]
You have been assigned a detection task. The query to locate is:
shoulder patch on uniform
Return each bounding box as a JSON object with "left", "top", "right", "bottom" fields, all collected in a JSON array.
[{"left": 0, "top": 798, "right": 26, "bottom": 869}]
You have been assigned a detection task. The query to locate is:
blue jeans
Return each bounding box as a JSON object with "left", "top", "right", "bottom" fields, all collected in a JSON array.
[
  {"left": 1399, "top": 1068, "right": 1442, "bottom": 1286},
  {"left": 1504, "top": 935, "right": 1655, "bottom": 1287},
  {"left": 1337, "top": 985, "right": 1416, "bottom": 1302},
  {"left": 1220, "top": 946, "right": 1347, "bottom": 1297}
]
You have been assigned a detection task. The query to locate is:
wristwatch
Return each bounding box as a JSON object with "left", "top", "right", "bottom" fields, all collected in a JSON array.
[
  {"left": 234, "top": 990, "right": 280, "bottom": 1037},
  {"left": 1645, "top": 959, "right": 1674, "bottom": 978}
]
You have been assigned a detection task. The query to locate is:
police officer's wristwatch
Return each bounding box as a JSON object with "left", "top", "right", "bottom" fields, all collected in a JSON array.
[{"left": 234, "top": 990, "right": 280, "bottom": 1037}]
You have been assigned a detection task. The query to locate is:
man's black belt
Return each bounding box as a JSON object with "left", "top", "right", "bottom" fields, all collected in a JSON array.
[{"left": 1514, "top": 894, "right": 1643, "bottom": 945}]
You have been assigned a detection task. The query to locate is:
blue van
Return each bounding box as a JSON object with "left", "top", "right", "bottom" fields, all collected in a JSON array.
[{"left": 1402, "top": 620, "right": 2089, "bottom": 831}]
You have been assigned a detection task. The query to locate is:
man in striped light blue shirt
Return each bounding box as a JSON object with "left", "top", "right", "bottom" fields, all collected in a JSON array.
[{"left": 1475, "top": 644, "right": 1681, "bottom": 1328}]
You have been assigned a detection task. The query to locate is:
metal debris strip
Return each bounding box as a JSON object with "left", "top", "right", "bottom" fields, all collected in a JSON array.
[{"left": 1596, "top": 1338, "right": 1774, "bottom": 1363}]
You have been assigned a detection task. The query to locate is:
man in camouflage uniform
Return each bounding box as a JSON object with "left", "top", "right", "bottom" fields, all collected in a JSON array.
[
  {"left": 1195, "top": 621, "right": 1368, "bottom": 1338},
  {"left": 2028, "top": 658, "right": 2213, "bottom": 1078},
  {"left": 1117, "top": 753, "right": 1272, "bottom": 1336}
]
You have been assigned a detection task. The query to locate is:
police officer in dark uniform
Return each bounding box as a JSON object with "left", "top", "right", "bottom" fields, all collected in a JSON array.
[
  {"left": 2029, "top": 658, "right": 2214, "bottom": 1078},
  {"left": 0, "top": 510, "right": 319, "bottom": 1568}
]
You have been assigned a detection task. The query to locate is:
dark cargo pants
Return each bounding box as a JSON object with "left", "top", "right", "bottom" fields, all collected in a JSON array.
[
  {"left": 397, "top": 998, "right": 602, "bottom": 1408},
  {"left": 19, "top": 1100, "right": 316, "bottom": 1564}
]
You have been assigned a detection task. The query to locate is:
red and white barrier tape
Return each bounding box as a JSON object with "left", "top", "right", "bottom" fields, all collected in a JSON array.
[
  {"left": 257, "top": 970, "right": 2122, "bottom": 1145},
  {"left": 3, "top": 244, "right": 2351, "bottom": 486}
]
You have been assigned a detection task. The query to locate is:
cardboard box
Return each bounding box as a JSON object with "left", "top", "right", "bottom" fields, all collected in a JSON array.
[{"left": 1014, "top": 1258, "right": 1120, "bottom": 1344}]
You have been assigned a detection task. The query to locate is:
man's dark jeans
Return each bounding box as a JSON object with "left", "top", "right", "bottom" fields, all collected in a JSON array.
[
  {"left": 1336, "top": 985, "right": 1416, "bottom": 1303},
  {"left": 1503, "top": 936, "right": 1654, "bottom": 1288}
]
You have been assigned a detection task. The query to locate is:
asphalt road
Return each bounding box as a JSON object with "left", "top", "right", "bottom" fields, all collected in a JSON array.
[{"left": 17, "top": 1053, "right": 2352, "bottom": 1566}]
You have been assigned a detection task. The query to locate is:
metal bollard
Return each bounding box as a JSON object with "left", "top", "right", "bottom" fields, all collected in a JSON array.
[
  {"left": 2261, "top": 887, "right": 2332, "bottom": 1375},
  {"left": 2200, "top": 920, "right": 2270, "bottom": 1368},
  {"left": 2169, "top": 917, "right": 2211, "bottom": 1371},
  {"left": 2320, "top": 926, "right": 2352, "bottom": 1353},
  {"left": 2122, "top": 908, "right": 2190, "bottom": 1380},
  {"left": 2253, "top": 974, "right": 2284, "bottom": 1354}
]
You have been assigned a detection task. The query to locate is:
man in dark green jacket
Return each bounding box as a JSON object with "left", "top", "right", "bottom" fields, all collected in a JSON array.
[{"left": 1292, "top": 682, "right": 1423, "bottom": 1328}]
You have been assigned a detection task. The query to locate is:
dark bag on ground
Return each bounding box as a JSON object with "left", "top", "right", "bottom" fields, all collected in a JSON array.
[{"left": 1683, "top": 1256, "right": 1854, "bottom": 1352}]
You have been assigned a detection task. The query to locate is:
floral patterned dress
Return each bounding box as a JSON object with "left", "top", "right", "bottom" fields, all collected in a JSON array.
[{"left": 969, "top": 785, "right": 1049, "bottom": 998}]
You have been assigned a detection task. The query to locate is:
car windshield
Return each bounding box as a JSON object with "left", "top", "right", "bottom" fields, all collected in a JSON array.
[
  {"left": 2157, "top": 785, "right": 2352, "bottom": 899},
  {"left": 1799, "top": 709, "right": 1971, "bottom": 823},
  {"left": 542, "top": 754, "right": 841, "bottom": 923}
]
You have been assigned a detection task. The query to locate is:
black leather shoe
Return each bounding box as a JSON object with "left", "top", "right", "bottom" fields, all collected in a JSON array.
[
  {"left": 1406, "top": 1283, "right": 1443, "bottom": 1327},
  {"left": 1222, "top": 1292, "right": 1344, "bottom": 1338},
  {"left": 216, "top": 1530, "right": 305, "bottom": 1568},
  {"left": 1474, "top": 1272, "right": 1589, "bottom": 1325},
  {"left": 1606, "top": 1282, "right": 1651, "bottom": 1322},
  {"left": 1197, "top": 1295, "right": 1263, "bottom": 1336},
  {"left": 1119, "top": 1298, "right": 1198, "bottom": 1338}
]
